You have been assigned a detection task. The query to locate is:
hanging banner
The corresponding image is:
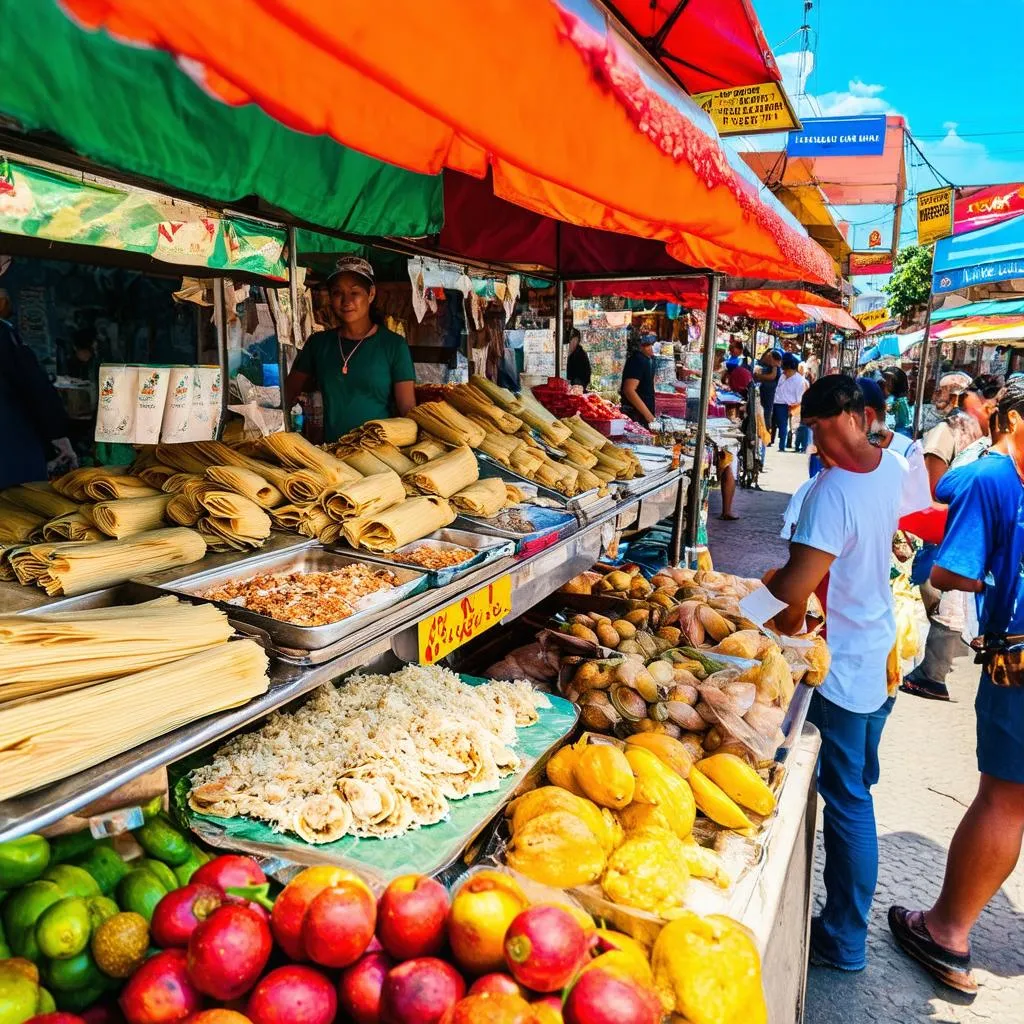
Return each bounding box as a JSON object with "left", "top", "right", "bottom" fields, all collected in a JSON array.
[
  {"left": 954, "top": 183, "right": 1024, "bottom": 235},
  {"left": 849, "top": 251, "right": 894, "bottom": 275},
  {"left": 692, "top": 82, "right": 799, "bottom": 136},
  {"left": 0, "top": 156, "right": 288, "bottom": 279},
  {"left": 787, "top": 115, "right": 887, "bottom": 158},
  {"left": 856, "top": 307, "right": 892, "bottom": 331},
  {"left": 917, "top": 187, "right": 954, "bottom": 246}
]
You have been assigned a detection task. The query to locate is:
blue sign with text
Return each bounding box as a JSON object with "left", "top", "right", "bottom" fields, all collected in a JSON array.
[
  {"left": 933, "top": 259, "right": 1024, "bottom": 294},
  {"left": 786, "top": 115, "right": 887, "bottom": 157}
]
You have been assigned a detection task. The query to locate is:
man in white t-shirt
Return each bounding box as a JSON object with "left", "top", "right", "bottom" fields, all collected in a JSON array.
[{"left": 756, "top": 375, "right": 930, "bottom": 972}]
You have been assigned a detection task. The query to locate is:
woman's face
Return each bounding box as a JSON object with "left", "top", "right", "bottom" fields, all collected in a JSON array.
[{"left": 329, "top": 273, "right": 375, "bottom": 325}]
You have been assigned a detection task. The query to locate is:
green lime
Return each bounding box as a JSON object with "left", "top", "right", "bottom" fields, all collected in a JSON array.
[
  {"left": 35, "top": 897, "right": 91, "bottom": 959},
  {"left": 42, "top": 864, "right": 101, "bottom": 900}
]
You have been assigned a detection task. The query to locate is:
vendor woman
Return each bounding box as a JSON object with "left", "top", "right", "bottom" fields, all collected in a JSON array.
[{"left": 284, "top": 256, "right": 416, "bottom": 440}]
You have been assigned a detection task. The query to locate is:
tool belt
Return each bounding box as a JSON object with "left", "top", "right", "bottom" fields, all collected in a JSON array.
[{"left": 972, "top": 634, "right": 1024, "bottom": 687}]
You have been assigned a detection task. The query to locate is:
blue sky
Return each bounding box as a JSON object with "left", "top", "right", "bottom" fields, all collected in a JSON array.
[{"left": 736, "top": 0, "right": 1024, "bottom": 288}]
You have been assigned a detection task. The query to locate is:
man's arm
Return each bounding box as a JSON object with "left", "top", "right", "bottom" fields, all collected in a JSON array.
[
  {"left": 283, "top": 368, "right": 315, "bottom": 410},
  {"left": 931, "top": 565, "right": 984, "bottom": 594},
  {"left": 622, "top": 379, "right": 654, "bottom": 423},
  {"left": 765, "top": 543, "right": 836, "bottom": 635},
  {"left": 393, "top": 379, "right": 416, "bottom": 416},
  {"left": 924, "top": 452, "right": 948, "bottom": 498}
]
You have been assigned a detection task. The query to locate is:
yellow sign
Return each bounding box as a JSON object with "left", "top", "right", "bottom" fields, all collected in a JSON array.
[
  {"left": 918, "top": 187, "right": 955, "bottom": 246},
  {"left": 857, "top": 307, "right": 891, "bottom": 330},
  {"left": 418, "top": 575, "right": 513, "bottom": 664},
  {"left": 692, "top": 82, "right": 799, "bottom": 136}
]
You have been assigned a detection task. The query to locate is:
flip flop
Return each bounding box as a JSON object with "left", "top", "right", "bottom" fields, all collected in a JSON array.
[
  {"left": 887, "top": 906, "right": 977, "bottom": 995},
  {"left": 899, "top": 680, "right": 952, "bottom": 702},
  {"left": 718, "top": 513, "right": 740, "bottom": 521}
]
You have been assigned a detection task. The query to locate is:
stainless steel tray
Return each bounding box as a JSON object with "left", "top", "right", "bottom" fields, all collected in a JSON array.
[
  {"left": 333, "top": 529, "right": 515, "bottom": 588},
  {"left": 454, "top": 505, "right": 578, "bottom": 543},
  {"left": 147, "top": 546, "right": 428, "bottom": 652}
]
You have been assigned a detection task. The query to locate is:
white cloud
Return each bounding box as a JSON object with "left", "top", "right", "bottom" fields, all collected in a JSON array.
[
  {"left": 918, "top": 126, "right": 1024, "bottom": 187},
  {"left": 849, "top": 80, "right": 885, "bottom": 98}
]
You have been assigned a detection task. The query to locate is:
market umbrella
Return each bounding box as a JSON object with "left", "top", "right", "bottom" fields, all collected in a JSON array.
[{"left": 58, "top": 0, "right": 833, "bottom": 284}]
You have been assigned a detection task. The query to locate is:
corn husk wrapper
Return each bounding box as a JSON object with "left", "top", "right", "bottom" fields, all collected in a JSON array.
[
  {"left": 320, "top": 470, "right": 405, "bottom": 521},
  {"left": 91, "top": 495, "right": 171, "bottom": 539},
  {"left": 356, "top": 496, "right": 457, "bottom": 552},
  {"left": 83, "top": 475, "right": 162, "bottom": 501},
  {"left": 450, "top": 478, "right": 508, "bottom": 518},
  {"left": 363, "top": 417, "right": 418, "bottom": 447},
  {"left": 0, "top": 498, "right": 45, "bottom": 543},
  {"left": 52, "top": 466, "right": 131, "bottom": 501},
  {"left": 340, "top": 450, "right": 391, "bottom": 477},
  {"left": 42, "top": 511, "right": 103, "bottom": 543},
  {"left": 1, "top": 485, "right": 78, "bottom": 519},
  {"left": 206, "top": 465, "right": 284, "bottom": 509},
  {"left": 403, "top": 445, "right": 479, "bottom": 498},
  {"left": 408, "top": 437, "right": 447, "bottom": 465},
  {"left": 469, "top": 375, "right": 518, "bottom": 411},
  {"left": 262, "top": 432, "right": 361, "bottom": 485},
  {"left": 409, "top": 402, "right": 486, "bottom": 448}
]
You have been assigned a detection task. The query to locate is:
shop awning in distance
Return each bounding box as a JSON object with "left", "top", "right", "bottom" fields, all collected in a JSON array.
[
  {"left": 740, "top": 118, "right": 907, "bottom": 207},
  {"left": 933, "top": 214, "right": 1024, "bottom": 293},
  {"left": 59, "top": 0, "right": 833, "bottom": 285}
]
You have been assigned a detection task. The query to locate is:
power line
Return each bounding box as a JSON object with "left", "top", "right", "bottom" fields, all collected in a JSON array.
[{"left": 904, "top": 129, "right": 954, "bottom": 187}]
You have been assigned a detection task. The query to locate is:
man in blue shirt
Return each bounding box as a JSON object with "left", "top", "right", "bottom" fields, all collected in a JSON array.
[{"left": 889, "top": 380, "right": 1024, "bottom": 995}]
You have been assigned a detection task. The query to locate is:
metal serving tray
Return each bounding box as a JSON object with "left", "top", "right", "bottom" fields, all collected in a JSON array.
[
  {"left": 148, "top": 546, "right": 428, "bottom": 652},
  {"left": 454, "top": 504, "right": 577, "bottom": 544},
  {"left": 334, "top": 529, "right": 515, "bottom": 588},
  {"left": 475, "top": 453, "right": 599, "bottom": 508}
]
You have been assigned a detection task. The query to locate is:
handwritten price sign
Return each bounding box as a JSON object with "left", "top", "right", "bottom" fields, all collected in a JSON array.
[{"left": 418, "top": 575, "right": 513, "bottom": 664}]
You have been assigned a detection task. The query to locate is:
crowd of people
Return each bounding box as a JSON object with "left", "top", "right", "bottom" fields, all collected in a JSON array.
[{"left": 738, "top": 355, "right": 1023, "bottom": 996}]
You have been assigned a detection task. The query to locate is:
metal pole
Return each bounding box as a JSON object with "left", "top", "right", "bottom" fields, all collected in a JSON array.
[
  {"left": 679, "top": 274, "right": 721, "bottom": 557},
  {"left": 554, "top": 279, "right": 565, "bottom": 379},
  {"left": 281, "top": 226, "right": 299, "bottom": 430},
  {"left": 213, "top": 279, "right": 230, "bottom": 439},
  {"left": 912, "top": 299, "right": 935, "bottom": 437}
]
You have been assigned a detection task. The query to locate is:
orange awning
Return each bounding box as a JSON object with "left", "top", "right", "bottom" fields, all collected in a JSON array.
[{"left": 61, "top": 0, "right": 833, "bottom": 284}]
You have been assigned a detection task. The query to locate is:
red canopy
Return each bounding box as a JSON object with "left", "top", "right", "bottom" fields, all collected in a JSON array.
[
  {"left": 62, "top": 0, "right": 832, "bottom": 284},
  {"left": 605, "top": 0, "right": 781, "bottom": 94}
]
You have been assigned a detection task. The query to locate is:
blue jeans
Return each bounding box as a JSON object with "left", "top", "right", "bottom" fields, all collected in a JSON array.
[
  {"left": 795, "top": 423, "right": 810, "bottom": 452},
  {"left": 807, "top": 690, "right": 895, "bottom": 969},
  {"left": 773, "top": 402, "right": 791, "bottom": 450}
]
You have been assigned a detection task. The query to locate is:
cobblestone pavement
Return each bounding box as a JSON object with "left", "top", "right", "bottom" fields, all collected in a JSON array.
[{"left": 707, "top": 449, "right": 1024, "bottom": 1023}]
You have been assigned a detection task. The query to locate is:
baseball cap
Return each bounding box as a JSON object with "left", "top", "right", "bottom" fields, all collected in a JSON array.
[
  {"left": 781, "top": 352, "right": 800, "bottom": 371},
  {"left": 938, "top": 371, "right": 971, "bottom": 393},
  {"left": 725, "top": 356, "right": 740, "bottom": 369},
  {"left": 327, "top": 255, "right": 375, "bottom": 285},
  {"left": 855, "top": 376, "right": 886, "bottom": 415}
]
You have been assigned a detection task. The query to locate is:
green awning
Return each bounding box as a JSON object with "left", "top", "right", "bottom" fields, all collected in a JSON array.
[{"left": 0, "top": 0, "right": 443, "bottom": 240}]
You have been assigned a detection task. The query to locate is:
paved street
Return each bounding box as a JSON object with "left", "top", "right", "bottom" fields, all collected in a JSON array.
[{"left": 707, "top": 450, "right": 1024, "bottom": 1023}]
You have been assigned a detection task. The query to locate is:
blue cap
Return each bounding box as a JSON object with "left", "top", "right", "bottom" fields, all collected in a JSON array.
[
  {"left": 781, "top": 352, "right": 800, "bottom": 371},
  {"left": 856, "top": 376, "right": 886, "bottom": 413},
  {"left": 725, "top": 356, "right": 740, "bottom": 369}
]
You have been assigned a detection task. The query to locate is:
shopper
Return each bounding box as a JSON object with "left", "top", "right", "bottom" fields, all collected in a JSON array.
[
  {"left": 0, "top": 300, "right": 74, "bottom": 489},
  {"left": 772, "top": 353, "right": 807, "bottom": 451},
  {"left": 566, "top": 327, "right": 592, "bottom": 389},
  {"left": 902, "top": 373, "right": 1003, "bottom": 701},
  {"left": 918, "top": 371, "right": 971, "bottom": 437},
  {"left": 723, "top": 355, "right": 753, "bottom": 395},
  {"left": 889, "top": 380, "right": 1024, "bottom": 996},
  {"left": 751, "top": 375, "right": 928, "bottom": 973},
  {"left": 619, "top": 329, "right": 657, "bottom": 427},
  {"left": 727, "top": 336, "right": 752, "bottom": 369},
  {"left": 284, "top": 256, "right": 416, "bottom": 441},
  {"left": 754, "top": 349, "right": 782, "bottom": 436},
  {"left": 882, "top": 367, "right": 912, "bottom": 436}
]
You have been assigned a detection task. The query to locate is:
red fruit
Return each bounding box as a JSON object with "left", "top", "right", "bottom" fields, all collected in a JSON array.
[
  {"left": 503, "top": 906, "right": 587, "bottom": 993},
  {"left": 338, "top": 951, "right": 393, "bottom": 1024},
  {"left": 25, "top": 1016, "right": 88, "bottom": 1024},
  {"left": 303, "top": 881, "right": 377, "bottom": 969},
  {"left": 191, "top": 856, "right": 265, "bottom": 890},
  {"left": 439, "top": 993, "right": 534, "bottom": 1024},
  {"left": 467, "top": 974, "right": 526, "bottom": 998},
  {"left": 379, "top": 958, "right": 465, "bottom": 1024},
  {"left": 562, "top": 969, "right": 661, "bottom": 1024},
  {"left": 152, "top": 884, "right": 225, "bottom": 948},
  {"left": 246, "top": 966, "right": 336, "bottom": 1024},
  {"left": 533, "top": 995, "right": 563, "bottom": 1010},
  {"left": 376, "top": 875, "right": 449, "bottom": 960},
  {"left": 187, "top": 904, "right": 272, "bottom": 1001},
  {"left": 271, "top": 866, "right": 372, "bottom": 961},
  {"left": 187, "top": 1013, "right": 252, "bottom": 1024},
  {"left": 119, "top": 949, "right": 202, "bottom": 1024}
]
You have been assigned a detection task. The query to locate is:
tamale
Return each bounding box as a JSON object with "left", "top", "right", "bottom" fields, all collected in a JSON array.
[
  {"left": 469, "top": 375, "right": 518, "bottom": 410},
  {"left": 52, "top": 465, "right": 131, "bottom": 501},
  {"left": 281, "top": 468, "right": 329, "bottom": 503},
  {"left": 357, "top": 496, "right": 457, "bottom": 552},
  {"left": 363, "top": 417, "right": 418, "bottom": 447},
  {"left": 137, "top": 464, "right": 180, "bottom": 489},
  {"left": 268, "top": 503, "right": 313, "bottom": 530},
  {"left": 91, "top": 495, "right": 171, "bottom": 539},
  {"left": 42, "top": 511, "right": 103, "bottom": 543},
  {"left": 206, "top": 465, "right": 284, "bottom": 509},
  {"left": 403, "top": 445, "right": 479, "bottom": 498},
  {"left": 360, "top": 440, "right": 415, "bottom": 475},
  {"left": 83, "top": 475, "right": 162, "bottom": 501},
  {"left": 1, "top": 485, "right": 78, "bottom": 519},
  {"left": 408, "top": 437, "right": 447, "bottom": 465},
  {"left": 408, "top": 402, "right": 487, "bottom": 448},
  {"left": 261, "top": 432, "right": 361, "bottom": 485},
  {"left": 320, "top": 470, "right": 405, "bottom": 521},
  {"left": 450, "top": 478, "right": 508, "bottom": 517},
  {"left": 340, "top": 450, "right": 391, "bottom": 477},
  {"left": 0, "top": 498, "right": 45, "bottom": 543},
  {"left": 161, "top": 472, "right": 204, "bottom": 494}
]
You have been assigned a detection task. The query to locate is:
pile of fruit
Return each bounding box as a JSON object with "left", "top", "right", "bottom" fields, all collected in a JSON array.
[
  {"left": 0, "top": 814, "right": 223, "bottom": 1017},
  {"left": 504, "top": 734, "right": 775, "bottom": 913},
  {"left": 554, "top": 565, "right": 830, "bottom": 765}
]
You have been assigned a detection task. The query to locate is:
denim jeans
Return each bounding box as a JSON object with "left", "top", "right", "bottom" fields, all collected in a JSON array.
[
  {"left": 807, "top": 690, "right": 895, "bottom": 969},
  {"left": 773, "top": 402, "right": 791, "bottom": 450},
  {"left": 795, "top": 423, "right": 810, "bottom": 452}
]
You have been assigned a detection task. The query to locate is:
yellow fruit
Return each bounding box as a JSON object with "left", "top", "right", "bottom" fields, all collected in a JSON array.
[
  {"left": 617, "top": 802, "right": 673, "bottom": 836},
  {"left": 506, "top": 810, "right": 607, "bottom": 887},
  {"left": 507, "top": 787, "right": 619, "bottom": 854},
  {"left": 687, "top": 768, "right": 753, "bottom": 830},
  {"left": 545, "top": 745, "right": 586, "bottom": 796},
  {"left": 601, "top": 828, "right": 689, "bottom": 916},
  {"left": 574, "top": 744, "right": 636, "bottom": 810},
  {"left": 582, "top": 949, "right": 653, "bottom": 988},
  {"left": 624, "top": 747, "right": 696, "bottom": 840},
  {"left": 696, "top": 754, "right": 776, "bottom": 816},
  {"left": 625, "top": 733, "right": 693, "bottom": 778},
  {"left": 611, "top": 619, "right": 637, "bottom": 640},
  {"left": 679, "top": 844, "right": 731, "bottom": 889},
  {"left": 651, "top": 912, "right": 767, "bottom": 1023}
]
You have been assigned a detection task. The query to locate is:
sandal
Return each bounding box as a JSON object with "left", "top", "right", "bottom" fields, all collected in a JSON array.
[
  {"left": 887, "top": 906, "right": 977, "bottom": 995},
  {"left": 718, "top": 513, "right": 740, "bottom": 521},
  {"left": 899, "top": 679, "right": 951, "bottom": 701}
]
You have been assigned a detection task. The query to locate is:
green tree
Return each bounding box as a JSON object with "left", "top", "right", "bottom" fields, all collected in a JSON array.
[{"left": 882, "top": 245, "right": 933, "bottom": 322}]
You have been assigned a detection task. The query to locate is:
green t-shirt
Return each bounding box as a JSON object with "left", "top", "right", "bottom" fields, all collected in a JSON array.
[{"left": 293, "top": 326, "right": 416, "bottom": 440}]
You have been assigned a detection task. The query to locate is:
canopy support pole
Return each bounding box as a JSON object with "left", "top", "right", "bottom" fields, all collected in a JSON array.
[
  {"left": 282, "top": 225, "right": 299, "bottom": 430},
  {"left": 912, "top": 298, "right": 935, "bottom": 436},
  {"left": 677, "top": 273, "right": 720, "bottom": 561},
  {"left": 213, "top": 278, "right": 230, "bottom": 439},
  {"left": 555, "top": 278, "right": 565, "bottom": 380}
]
